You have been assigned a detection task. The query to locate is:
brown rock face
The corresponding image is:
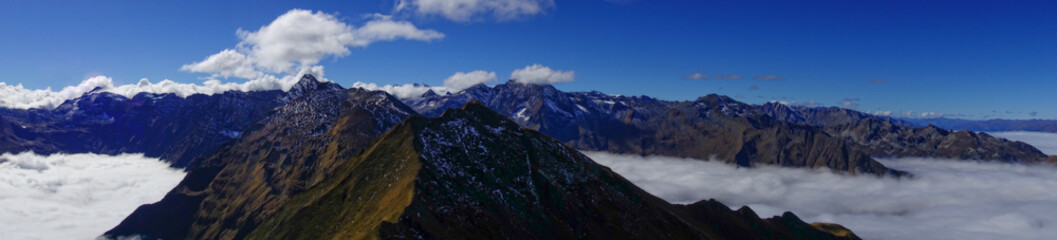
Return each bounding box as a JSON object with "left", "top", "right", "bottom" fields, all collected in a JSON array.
[
  {"left": 104, "top": 88, "right": 416, "bottom": 240},
  {"left": 409, "top": 83, "right": 903, "bottom": 176},
  {"left": 761, "top": 103, "right": 1051, "bottom": 163},
  {"left": 826, "top": 119, "right": 1049, "bottom": 162},
  {"left": 249, "top": 101, "right": 860, "bottom": 240}
]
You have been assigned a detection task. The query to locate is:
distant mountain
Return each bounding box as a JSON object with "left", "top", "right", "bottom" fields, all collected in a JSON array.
[
  {"left": 760, "top": 103, "right": 1051, "bottom": 162},
  {"left": 904, "top": 118, "right": 1057, "bottom": 133},
  {"left": 105, "top": 80, "right": 417, "bottom": 239},
  {"left": 758, "top": 103, "right": 914, "bottom": 127},
  {"left": 409, "top": 81, "right": 903, "bottom": 176},
  {"left": 0, "top": 75, "right": 344, "bottom": 168},
  {"left": 247, "top": 101, "right": 859, "bottom": 240}
]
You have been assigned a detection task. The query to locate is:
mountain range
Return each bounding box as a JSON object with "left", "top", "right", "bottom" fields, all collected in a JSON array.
[
  {"left": 2, "top": 74, "right": 1054, "bottom": 239},
  {"left": 406, "top": 80, "right": 1054, "bottom": 174},
  {"left": 100, "top": 78, "right": 855, "bottom": 239},
  {"left": 904, "top": 118, "right": 1057, "bottom": 133}
]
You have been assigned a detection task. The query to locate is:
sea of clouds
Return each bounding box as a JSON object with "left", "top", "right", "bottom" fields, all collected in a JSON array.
[
  {"left": 586, "top": 151, "right": 1057, "bottom": 240},
  {"left": 0, "top": 152, "right": 186, "bottom": 240},
  {"left": 988, "top": 131, "right": 1057, "bottom": 155}
]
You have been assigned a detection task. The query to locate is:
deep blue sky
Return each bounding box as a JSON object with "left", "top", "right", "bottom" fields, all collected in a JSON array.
[{"left": 1, "top": 0, "right": 1055, "bottom": 119}]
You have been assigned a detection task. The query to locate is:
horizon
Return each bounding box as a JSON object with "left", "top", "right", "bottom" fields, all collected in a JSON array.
[{"left": 1, "top": 0, "right": 1055, "bottom": 120}]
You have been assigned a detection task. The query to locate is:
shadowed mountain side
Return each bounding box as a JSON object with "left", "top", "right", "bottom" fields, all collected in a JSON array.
[
  {"left": 761, "top": 103, "right": 1051, "bottom": 162},
  {"left": 0, "top": 75, "right": 341, "bottom": 168},
  {"left": 408, "top": 82, "right": 903, "bottom": 176},
  {"left": 905, "top": 118, "right": 1057, "bottom": 133},
  {"left": 248, "top": 101, "right": 859, "bottom": 240},
  {"left": 104, "top": 87, "right": 416, "bottom": 240}
]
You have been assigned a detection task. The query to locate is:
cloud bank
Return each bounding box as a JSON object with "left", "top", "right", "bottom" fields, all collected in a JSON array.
[
  {"left": 443, "top": 70, "right": 497, "bottom": 90},
  {"left": 585, "top": 151, "right": 1057, "bottom": 240},
  {"left": 395, "top": 0, "right": 555, "bottom": 22},
  {"left": 989, "top": 131, "right": 1057, "bottom": 155},
  {"left": 352, "top": 69, "right": 497, "bottom": 100},
  {"left": 683, "top": 73, "right": 707, "bottom": 80},
  {"left": 0, "top": 9, "right": 442, "bottom": 110},
  {"left": 181, "top": 9, "right": 442, "bottom": 89},
  {"left": 0, "top": 152, "right": 185, "bottom": 239},
  {"left": 511, "top": 64, "right": 574, "bottom": 84},
  {"left": 355, "top": 63, "right": 572, "bottom": 100}
]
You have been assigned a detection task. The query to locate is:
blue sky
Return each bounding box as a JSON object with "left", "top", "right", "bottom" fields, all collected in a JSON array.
[{"left": 1, "top": 0, "right": 1055, "bottom": 119}]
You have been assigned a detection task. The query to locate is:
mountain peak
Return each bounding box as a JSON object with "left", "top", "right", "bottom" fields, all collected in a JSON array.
[
  {"left": 247, "top": 94, "right": 857, "bottom": 240},
  {"left": 285, "top": 74, "right": 343, "bottom": 100},
  {"left": 291, "top": 74, "right": 321, "bottom": 90}
]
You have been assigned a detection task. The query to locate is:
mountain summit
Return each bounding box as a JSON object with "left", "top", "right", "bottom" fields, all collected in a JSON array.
[
  {"left": 105, "top": 84, "right": 417, "bottom": 239},
  {"left": 247, "top": 100, "right": 859, "bottom": 240}
]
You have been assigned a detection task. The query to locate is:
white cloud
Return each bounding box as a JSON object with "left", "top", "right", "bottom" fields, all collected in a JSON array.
[
  {"left": 510, "top": 64, "right": 574, "bottom": 84},
  {"left": 354, "top": 69, "right": 497, "bottom": 100},
  {"left": 443, "top": 70, "right": 496, "bottom": 90},
  {"left": 352, "top": 82, "right": 452, "bottom": 100},
  {"left": 585, "top": 151, "right": 1057, "bottom": 240},
  {"left": 777, "top": 99, "right": 821, "bottom": 108},
  {"left": 354, "top": 15, "right": 445, "bottom": 45},
  {"left": 1, "top": 9, "right": 440, "bottom": 110},
  {"left": 396, "top": 0, "right": 554, "bottom": 22},
  {"left": 988, "top": 131, "right": 1057, "bottom": 155},
  {"left": 683, "top": 73, "right": 707, "bottom": 80},
  {"left": 0, "top": 76, "right": 114, "bottom": 109},
  {"left": 179, "top": 49, "right": 262, "bottom": 79},
  {"left": 0, "top": 66, "right": 328, "bottom": 110},
  {"left": 191, "top": 9, "right": 442, "bottom": 75},
  {"left": 840, "top": 98, "right": 860, "bottom": 108},
  {"left": 0, "top": 152, "right": 185, "bottom": 239}
]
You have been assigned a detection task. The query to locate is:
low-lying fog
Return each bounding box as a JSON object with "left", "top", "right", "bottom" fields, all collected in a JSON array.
[
  {"left": 989, "top": 131, "right": 1057, "bottom": 155},
  {"left": 586, "top": 151, "right": 1057, "bottom": 240},
  {"left": 0, "top": 152, "right": 185, "bottom": 240}
]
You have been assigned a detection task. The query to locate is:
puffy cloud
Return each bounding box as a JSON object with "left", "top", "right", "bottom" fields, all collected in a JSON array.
[
  {"left": 354, "top": 69, "right": 498, "bottom": 100},
  {"left": 510, "top": 64, "right": 574, "bottom": 84},
  {"left": 988, "top": 131, "right": 1057, "bottom": 155},
  {"left": 185, "top": 9, "right": 440, "bottom": 90},
  {"left": 713, "top": 74, "right": 742, "bottom": 80},
  {"left": 840, "top": 98, "right": 860, "bottom": 108},
  {"left": 869, "top": 79, "right": 887, "bottom": 84},
  {"left": 443, "top": 70, "right": 497, "bottom": 90},
  {"left": 0, "top": 152, "right": 185, "bottom": 239},
  {"left": 917, "top": 111, "right": 963, "bottom": 118},
  {"left": 683, "top": 73, "right": 707, "bottom": 80},
  {"left": 777, "top": 99, "right": 821, "bottom": 108},
  {"left": 872, "top": 110, "right": 893, "bottom": 116},
  {"left": 179, "top": 49, "right": 262, "bottom": 79},
  {"left": 354, "top": 15, "right": 446, "bottom": 45},
  {"left": 753, "top": 75, "right": 784, "bottom": 81},
  {"left": 1, "top": 9, "right": 440, "bottom": 110},
  {"left": 0, "top": 66, "right": 329, "bottom": 110},
  {"left": 396, "top": 0, "right": 555, "bottom": 22},
  {"left": 0, "top": 75, "right": 114, "bottom": 109},
  {"left": 352, "top": 82, "right": 452, "bottom": 100},
  {"left": 585, "top": 151, "right": 1057, "bottom": 240},
  {"left": 194, "top": 9, "right": 442, "bottom": 74}
]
